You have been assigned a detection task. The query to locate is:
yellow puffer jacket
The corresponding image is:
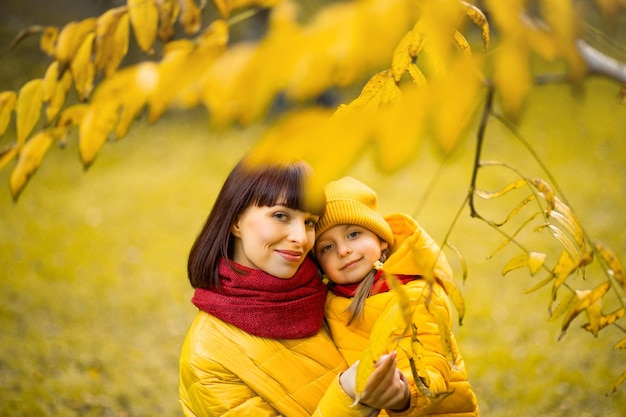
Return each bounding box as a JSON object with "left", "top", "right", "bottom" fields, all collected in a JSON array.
[
  {"left": 179, "top": 310, "right": 379, "bottom": 417},
  {"left": 325, "top": 213, "right": 479, "bottom": 417}
]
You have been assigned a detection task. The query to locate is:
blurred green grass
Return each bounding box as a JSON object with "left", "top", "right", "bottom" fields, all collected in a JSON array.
[{"left": 1, "top": 77, "right": 626, "bottom": 416}]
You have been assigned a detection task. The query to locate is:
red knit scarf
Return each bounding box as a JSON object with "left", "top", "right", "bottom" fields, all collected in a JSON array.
[
  {"left": 192, "top": 257, "right": 328, "bottom": 339},
  {"left": 330, "top": 270, "right": 418, "bottom": 298}
]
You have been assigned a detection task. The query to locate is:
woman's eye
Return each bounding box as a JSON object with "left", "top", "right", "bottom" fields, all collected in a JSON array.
[
  {"left": 305, "top": 218, "right": 318, "bottom": 228},
  {"left": 273, "top": 212, "right": 289, "bottom": 221}
]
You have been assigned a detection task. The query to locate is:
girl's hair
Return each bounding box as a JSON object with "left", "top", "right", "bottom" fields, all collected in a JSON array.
[
  {"left": 344, "top": 247, "right": 390, "bottom": 325},
  {"left": 187, "top": 156, "right": 324, "bottom": 289}
]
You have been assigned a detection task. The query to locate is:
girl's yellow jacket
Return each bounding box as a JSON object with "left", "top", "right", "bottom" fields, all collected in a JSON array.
[
  {"left": 325, "top": 213, "right": 479, "bottom": 417},
  {"left": 179, "top": 309, "right": 379, "bottom": 416}
]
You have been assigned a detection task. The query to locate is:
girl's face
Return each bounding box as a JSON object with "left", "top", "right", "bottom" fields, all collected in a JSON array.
[
  {"left": 314, "top": 225, "right": 388, "bottom": 285},
  {"left": 231, "top": 203, "right": 319, "bottom": 279}
]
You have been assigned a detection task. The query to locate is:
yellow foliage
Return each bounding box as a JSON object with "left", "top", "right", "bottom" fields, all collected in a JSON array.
[
  {"left": 40, "top": 26, "right": 59, "bottom": 56},
  {"left": 178, "top": 0, "right": 203, "bottom": 35},
  {"left": 127, "top": 0, "right": 159, "bottom": 54},
  {"left": 10, "top": 131, "right": 54, "bottom": 199},
  {"left": 16, "top": 79, "right": 44, "bottom": 146},
  {"left": 71, "top": 32, "right": 96, "bottom": 102},
  {"left": 0, "top": 91, "right": 17, "bottom": 137},
  {"left": 54, "top": 18, "right": 98, "bottom": 69},
  {"left": 43, "top": 61, "right": 73, "bottom": 122},
  {"left": 156, "top": 0, "right": 180, "bottom": 42},
  {"left": 94, "top": 7, "right": 130, "bottom": 78}
]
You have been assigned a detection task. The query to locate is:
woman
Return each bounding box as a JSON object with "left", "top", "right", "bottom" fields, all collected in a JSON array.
[{"left": 179, "top": 156, "right": 409, "bottom": 416}]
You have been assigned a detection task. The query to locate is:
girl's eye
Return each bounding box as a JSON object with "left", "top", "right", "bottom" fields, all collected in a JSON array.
[
  {"left": 347, "top": 230, "right": 360, "bottom": 239},
  {"left": 319, "top": 244, "right": 333, "bottom": 254}
]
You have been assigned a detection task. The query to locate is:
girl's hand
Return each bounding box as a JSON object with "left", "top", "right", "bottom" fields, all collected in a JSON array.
[{"left": 340, "top": 351, "right": 410, "bottom": 411}]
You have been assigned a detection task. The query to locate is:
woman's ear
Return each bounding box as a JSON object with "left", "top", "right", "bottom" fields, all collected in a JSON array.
[{"left": 231, "top": 221, "right": 241, "bottom": 237}]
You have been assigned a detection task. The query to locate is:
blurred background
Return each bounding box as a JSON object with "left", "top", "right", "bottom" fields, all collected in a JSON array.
[{"left": 1, "top": 1, "right": 626, "bottom": 416}]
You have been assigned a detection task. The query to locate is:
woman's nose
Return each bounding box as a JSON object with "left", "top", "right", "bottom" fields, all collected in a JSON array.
[{"left": 288, "top": 223, "right": 308, "bottom": 246}]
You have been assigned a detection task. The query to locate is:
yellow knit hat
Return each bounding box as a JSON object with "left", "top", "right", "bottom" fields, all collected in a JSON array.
[{"left": 316, "top": 177, "right": 394, "bottom": 245}]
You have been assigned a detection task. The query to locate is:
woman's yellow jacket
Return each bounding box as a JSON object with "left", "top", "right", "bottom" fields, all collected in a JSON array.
[
  {"left": 179, "top": 309, "right": 379, "bottom": 416},
  {"left": 325, "top": 213, "right": 479, "bottom": 417}
]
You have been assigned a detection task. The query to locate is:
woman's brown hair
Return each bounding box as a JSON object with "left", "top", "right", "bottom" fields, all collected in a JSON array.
[{"left": 187, "top": 156, "right": 324, "bottom": 289}]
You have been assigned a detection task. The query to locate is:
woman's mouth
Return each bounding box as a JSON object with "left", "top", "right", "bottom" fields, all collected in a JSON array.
[{"left": 276, "top": 250, "right": 303, "bottom": 263}]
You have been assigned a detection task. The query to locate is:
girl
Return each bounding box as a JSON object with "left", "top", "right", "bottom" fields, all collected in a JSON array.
[
  {"left": 179, "top": 158, "right": 409, "bottom": 416},
  {"left": 314, "top": 176, "right": 479, "bottom": 417}
]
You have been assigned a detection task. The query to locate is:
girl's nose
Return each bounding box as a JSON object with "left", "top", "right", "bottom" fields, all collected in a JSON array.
[{"left": 337, "top": 244, "right": 352, "bottom": 258}]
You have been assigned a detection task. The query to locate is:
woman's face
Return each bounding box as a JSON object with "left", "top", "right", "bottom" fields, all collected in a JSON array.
[
  {"left": 314, "top": 225, "right": 388, "bottom": 285},
  {"left": 231, "top": 203, "right": 319, "bottom": 279}
]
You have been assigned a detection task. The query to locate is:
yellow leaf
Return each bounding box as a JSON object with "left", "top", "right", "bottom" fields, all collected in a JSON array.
[
  {"left": 502, "top": 254, "right": 529, "bottom": 276},
  {"left": 372, "top": 88, "right": 425, "bottom": 172},
  {"left": 528, "top": 177, "right": 556, "bottom": 214},
  {"left": 201, "top": 43, "right": 256, "bottom": 126},
  {"left": 550, "top": 197, "right": 585, "bottom": 250},
  {"left": 391, "top": 31, "right": 415, "bottom": 82},
  {"left": 475, "top": 178, "right": 528, "bottom": 200},
  {"left": 461, "top": 1, "right": 490, "bottom": 50},
  {"left": 429, "top": 56, "right": 483, "bottom": 152},
  {"left": 493, "top": 38, "right": 531, "bottom": 116},
  {"left": 523, "top": 273, "right": 553, "bottom": 294},
  {"left": 94, "top": 6, "right": 129, "bottom": 77},
  {"left": 528, "top": 251, "right": 546, "bottom": 275},
  {"left": 79, "top": 100, "right": 120, "bottom": 167},
  {"left": 615, "top": 337, "right": 626, "bottom": 350},
  {"left": 54, "top": 18, "right": 97, "bottom": 70},
  {"left": 501, "top": 251, "right": 545, "bottom": 276},
  {"left": 57, "top": 104, "right": 89, "bottom": 130},
  {"left": 550, "top": 250, "right": 577, "bottom": 301},
  {"left": 115, "top": 66, "right": 152, "bottom": 139},
  {"left": 16, "top": 79, "right": 44, "bottom": 146},
  {"left": 0, "top": 91, "right": 17, "bottom": 137},
  {"left": 45, "top": 64, "right": 73, "bottom": 123},
  {"left": 213, "top": 0, "right": 230, "bottom": 18},
  {"left": 71, "top": 32, "right": 96, "bottom": 102},
  {"left": 407, "top": 63, "right": 427, "bottom": 87},
  {"left": 581, "top": 297, "right": 603, "bottom": 337},
  {"left": 42, "top": 61, "right": 60, "bottom": 103},
  {"left": 55, "top": 104, "right": 88, "bottom": 145},
  {"left": 40, "top": 26, "right": 59, "bottom": 56},
  {"left": 388, "top": 275, "right": 416, "bottom": 327},
  {"left": 128, "top": 0, "right": 159, "bottom": 54},
  {"left": 178, "top": 0, "right": 202, "bottom": 35},
  {"left": 583, "top": 308, "right": 625, "bottom": 335},
  {"left": 355, "top": 302, "right": 406, "bottom": 401},
  {"left": 548, "top": 291, "right": 577, "bottom": 322},
  {"left": 250, "top": 108, "right": 367, "bottom": 190},
  {"left": 593, "top": 240, "right": 626, "bottom": 291},
  {"left": 156, "top": 0, "right": 180, "bottom": 42},
  {"left": 452, "top": 31, "right": 471, "bottom": 57},
  {"left": 0, "top": 145, "right": 19, "bottom": 172},
  {"left": 609, "top": 370, "right": 626, "bottom": 395},
  {"left": 408, "top": 327, "right": 431, "bottom": 389},
  {"left": 10, "top": 131, "right": 54, "bottom": 199},
  {"left": 559, "top": 281, "right": 611, "bottom": 340},
  {"left": 197, "top": 18, "right": 229, "bottom": 52}
]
